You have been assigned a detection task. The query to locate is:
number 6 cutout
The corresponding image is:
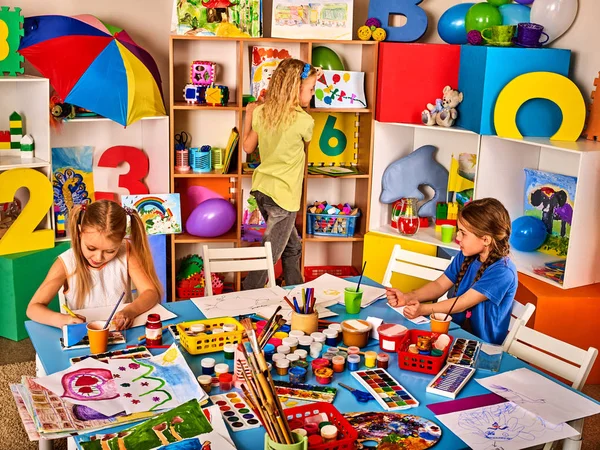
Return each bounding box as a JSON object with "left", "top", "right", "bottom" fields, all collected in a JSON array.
[{"left": 0, "top": 168, "right": 54, "bottom": 256}]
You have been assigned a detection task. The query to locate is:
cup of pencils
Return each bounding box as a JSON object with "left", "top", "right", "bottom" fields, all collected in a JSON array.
[{"left": 290, "top": 288, "right": 318, "bottom": 335}]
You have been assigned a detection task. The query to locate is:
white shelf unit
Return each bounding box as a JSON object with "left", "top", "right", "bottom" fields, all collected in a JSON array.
[{"left": 369, "top": 121, "right": 481, "bottom": 246}]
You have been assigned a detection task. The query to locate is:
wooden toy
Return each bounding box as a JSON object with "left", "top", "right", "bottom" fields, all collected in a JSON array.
[{"left": 585, "top": 72, "right": 600, "bottom": 141}]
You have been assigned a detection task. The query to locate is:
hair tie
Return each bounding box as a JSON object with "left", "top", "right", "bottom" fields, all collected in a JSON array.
[
  {"left": 124, "top": 206, "right": 136, "bottom": 217},
  {"left": 301, "top": 63, "right": 311, "bottom": 80}
]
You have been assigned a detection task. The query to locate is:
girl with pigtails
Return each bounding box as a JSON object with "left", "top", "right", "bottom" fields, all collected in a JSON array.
[
  {"left": 27, "top": 200, "right": 162, "bottom": 330},
  {"left": 386, "top": 198, "right": 518, "bottom": 345}
]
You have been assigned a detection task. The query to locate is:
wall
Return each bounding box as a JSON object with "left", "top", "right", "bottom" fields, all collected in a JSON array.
[{"left": 16, "top": 0, "right": 600, "bottom": 108}]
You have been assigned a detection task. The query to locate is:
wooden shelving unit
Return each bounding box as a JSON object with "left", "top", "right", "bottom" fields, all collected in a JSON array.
[{"left": 168, "top": 35, "right": 378, "bottom": 300}]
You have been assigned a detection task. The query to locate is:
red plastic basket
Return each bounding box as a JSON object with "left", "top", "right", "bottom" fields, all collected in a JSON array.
[
  {"left": 397, "top": 329, "right": 454, "bottom": 375},
  {"left": 284, "top": 402, "right": 357, "bottom": 450},
  {"left": 304, "top": 266, "right": 359, "bottom": 282},
  {"left": 176, "top": 284, "right": 223, "bottom": 300}
]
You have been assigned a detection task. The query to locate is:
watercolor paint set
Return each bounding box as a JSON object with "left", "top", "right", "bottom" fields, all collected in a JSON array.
[
  {"left": 351, "top": 368, "right": 419, "bottom": 411},
  {"left": 167, "top": 324, "right": 181, "bottom": 341},
  {"left": 426, "top": 363, "right": 476, "bottom": 399},
  {"left": 211, "top": 393, "right": 262, "bottom": 431},
  {"left": 446, "top": 338, "right": 481, "bottom": 367},
  {"left": 273, "top": 380, "right": 337, "bottom": 404},
  {"left": 69, "top": 346, "right": 152, "bottom": 365}
]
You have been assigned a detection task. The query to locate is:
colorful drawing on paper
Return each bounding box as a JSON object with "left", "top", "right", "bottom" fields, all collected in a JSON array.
[
  {"left": 52, "top": 146, "right": 95, "bottom": 236},
  {"left": 122, "top": 194, "right": 182, "bottom": 235},
  {"left": 448, "top": 153, "right": 477, "bottom": 205},
  {"left": 251, "top": 47, "right": 291, "bottom": 100},
  {"left": 343, "top": 411, "right": 442, "bottom": 449},
  {"left": 524, "top": 168, "right": 577, "bottom": 257},
  {"left": 171, "top": 0, "right": 261, "bottom": 38},
  {"left": 61, "top": 367, "right": 119, "bottom": 402},
  {"left": 271, "top": 0, "right": 353, "bottom": 40},
  {"left": 274, "top": 380, "right": 337, "bottom": 403},
  {"left": 307, "top": 113, "right": 358, "bottom": 166},
  {"left": 315, "top": 70, "right": 366, "bottom": 109}
]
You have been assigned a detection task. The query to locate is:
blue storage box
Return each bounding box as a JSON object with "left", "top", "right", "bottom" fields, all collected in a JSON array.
[{"left": 307, "top": 211, "right": 360, "bottom": 238}]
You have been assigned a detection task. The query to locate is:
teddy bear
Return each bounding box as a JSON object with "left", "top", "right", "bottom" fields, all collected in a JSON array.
[{"left": 421, "top": 86, "right": 464, "bottom": 127}]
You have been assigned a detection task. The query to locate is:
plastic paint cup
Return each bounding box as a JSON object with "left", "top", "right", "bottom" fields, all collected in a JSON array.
[
  {"left": 430, "top": 313, "right": 452, "bottom": 334},
  {"left": 86, "top": 321, "right": 109, "bottom": 354},
  {"left": 344, "top": 287, "right": 363, "bottom": 314},
  {"left": 441, "top": 224, "right": 455, "bottom": 243},
  {"left": 364, "top": 351, "right": 377, "bottom": 368}
]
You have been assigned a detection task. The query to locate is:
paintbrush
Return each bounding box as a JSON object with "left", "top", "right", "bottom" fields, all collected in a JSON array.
[
  {"left": 356, "top": 261, "right": 367, "bottom": 292},
  {"left": 259, "top": 306, "right": 281, "bottom": 343},
  {"left": 260, "top": 317, "right": 286, "bottom": 348},
  {"left": 443, "top": 294, "right": 462, "bottom": 322},
  {"left": 103, "top": 291, "right": 126, "bottom": 330},
  {"left": 259, "top": 315, "right": 281, "bottom": 347}
]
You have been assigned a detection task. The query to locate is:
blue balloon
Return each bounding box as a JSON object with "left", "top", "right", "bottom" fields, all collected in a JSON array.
[
  {"left": 499, "top": 4, "right": 531, "bottom": 26},
  {"left": 438, "top": 3, "right": 476, "bottom": 44},
  {"left": 510, "top": 216, "right": 547, "bottom": 252}
]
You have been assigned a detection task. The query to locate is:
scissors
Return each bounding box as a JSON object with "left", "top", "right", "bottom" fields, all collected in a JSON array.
[
  {"left": 175, "top": 131, "right": 190, "bottom": 149},
  {"left": 338, "top": 383, "right": 374, "bottom": 403}
]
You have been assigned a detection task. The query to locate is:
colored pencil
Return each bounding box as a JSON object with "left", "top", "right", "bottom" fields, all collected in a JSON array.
[
  {"left": 282, "top": 295, "right": 295, "bottom": 311},
  {"left": 103, "top": 291, "right": 126, "bottom": 330},
  {"left": 63, "top": 304, "right": 77, "bottom": 318}
]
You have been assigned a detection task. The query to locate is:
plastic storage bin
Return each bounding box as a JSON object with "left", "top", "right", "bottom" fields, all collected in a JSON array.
[
  {"left": 304, "top": 266, "right": 359, "bottom": 282},
  {"left": 397, "top": 329, "right": 454, "bottom": 375},
  {"left": 178, "top": 317, "right": 243, "bottom": 355},
  {"left": 306, "top": 212, "right": 360, "bottom": 238}
]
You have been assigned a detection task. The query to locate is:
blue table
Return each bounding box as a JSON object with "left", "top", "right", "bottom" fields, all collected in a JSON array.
[{"left": 23, "top": 277, "right": 586, "bottom": 449}]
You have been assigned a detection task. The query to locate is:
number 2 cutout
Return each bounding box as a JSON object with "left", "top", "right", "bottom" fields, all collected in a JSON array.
[
  {"left": 0, "top": 168, "right": 54, "bottom": 256},
  {"left": 368, "top": 0, "right": 428, "bottom": 42},
  {"left": 95, "top": 146, "right": 150, "bottom": 200}
]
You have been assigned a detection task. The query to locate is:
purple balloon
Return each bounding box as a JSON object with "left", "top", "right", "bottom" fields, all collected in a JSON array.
[
  {"left": 515, "top": 0, "right": 534, "bottom": 4},
  {"left": 186, "top": 198, "right": 236, "bottom": 237}
]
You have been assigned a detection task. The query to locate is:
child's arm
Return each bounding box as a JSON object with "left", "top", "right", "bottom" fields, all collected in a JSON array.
[
  {"left": 113, "top": 253, "right": 160, "bottom": 330},
  {"left": 386, "top": 274, "right": 454, "bottom": 307},
  {"left": 243, "top": 102, "right": 259, "bottom": 154},
  {"left": 403, "top": 288, "right": 487, "bottom": 319},
  {"left": 27, "top": 260, "right": 85, "bottom": 328}
]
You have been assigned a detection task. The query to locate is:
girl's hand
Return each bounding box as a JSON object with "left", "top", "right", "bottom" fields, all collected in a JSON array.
[
  {"left": 112, "top": 309, "right": 136, "bottom": 330},
  {"left": 403, "top": 299, "right": 422, "bottom": 319},
  {"left": 385, "top": 287, "right": 407, "bottom": 307},
  {"left": 246, "top": 101, "right": 261, "bottom": 115},
  {"left": 62, "top": 314, "right": 86, "bottom": 327}
]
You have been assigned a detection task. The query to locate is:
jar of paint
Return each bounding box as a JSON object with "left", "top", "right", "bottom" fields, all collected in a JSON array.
[
  {"left": 321, "top": 424, "right": 338, "bottom": 443},
  {"left": 310, "top": 343, "right": 322, "bottom": 359},
  {"left": 332, "top": 355, "right": 345, "bottom": 373},
  {"left": 378, "top": 323, "right": 408, "bottom": 353},
  {"left": 255, "top": 320, "right": 267, "bottom": 335},
  {"left": 377, "top": 353, "right": 390, "bottom": 369},
  {"left": 314, "top": 367, "right": 334, "bottom": 385},
  {"left": 223, "top": 323, "right": 237, "bottom": 333},
  {"left": 289, "top": 366, "right": 307, "bottom": 384},
  {"left": 431, "top": 348, "right": 443, "bottom": 357},
  {"left": 336, "top": 350, "right": 348, "bottom": 359},
  {"left": 219, "top": 373, "right": 233, "bottom": 391},
  {"left": 211, "top": 376, "right": 220, "bottom": 389},
  {"left": 268, "top": 337, "right": 283, "bottom": 349},
  {"left": 292, "top": 360, "right": 309, "bottom": 372},
  {"left": 145, "top": 314, "right": 163, "bottom": 346},
  {"left": 323, "top": 353, "right": 334, "bottom": 362},
  {"left": 277, "top": 345, "right": 291, "bottom": 355},
  {"left": 310, "top": 332, "right": 326, "bottom": 344},
  {"left": 264, "top": 343, "right": 276, "bottom": 362},
  {"left": 197, "top": 375, "right": 212, "bottom": 393},
  {"left": 212, "top": 327, "right": 224, "bottom": 335},
  {"left": 286, "top": 353, "right": 300, "bottom": 364},
  {"left": 276, "top": 358, "right": 290, "bottom": 376},
  {"left": 283, "top": 337, "right": 299, "bottom": 352},
  {"left": 289, "top": 330, "right": 305, "bottom": 339},
  {"left": 291, "top": 311, "right": 318, "bottom": 335},
  {"left": 190, "top": 323, "right": 206, "bottom": 333},
  {"left": 341, "top": 320, "right": 373, "bottom": 348},
  {"left": 417, "top": 335, "right": 432, "bottom": 352},
  {"left": 347, "top": 354, "right": 360, "bottom": 371},
  {"left": 304, "top": 423, "right": 319, "bottom": 435},
  {"left": 294, "top": 349, "right": 308, "bottom": 361},
  {"left": 346, "top": 346, "right": 361, "bottom": 355},
  {"left": 298, "top": 335, "right": 314, "bottom": 351},
  {"left": 328, "top": 323, "right": 342, "bottom": 343},
  {"left": 292, "top": 428, "right": 308, "bottom": 439},
  {"left": 272, "top": 353, "right": 285, "bottom": 363},
  {"left": 408, "top": 344, "right": 419, "bottom": 354},
  {"left": 280, "top": 324, "right": 291, "bottom": 333},
  {"left": 223, "top": 343, "right": 236, "bottom": 360},
  {"left": 323, "top": 329, "right": 338, "bottom": 347},
  {"left": 274, "top": 331, "right": 289, "bottom": 340},
  {"left": 311, "top": 358, "right": 330, "bottom": 373},
  {"left": 201, "top": 357, "right": 216, "bottom": 375},
  {"left": 215, "top": 363, "right": 229, "bottom": 377},
  {"left": 364, "top": 351, "right": 377, "bottom": 368}
]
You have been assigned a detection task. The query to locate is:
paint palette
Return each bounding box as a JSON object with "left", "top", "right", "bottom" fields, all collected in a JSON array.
[
  {"left": 211, "top": 393, "right": 262, "bottom": 432},
  {"left": 426, "top": 363, "right": 476, "bottom": 399},
  {"left": 351, "top": 369, "right": 419, "bottom": 411},
  {"left": 69, "top": 346, "right": 152, "bottom": 365},
  {"left": 167, "top": 324, "right": 181, "bottom": 341},
  {"left": 273, "top": 380, "right": 337, "bottom": 403},
  {"left": 446, "top": 338, "right": 481, "bottom": 367}
]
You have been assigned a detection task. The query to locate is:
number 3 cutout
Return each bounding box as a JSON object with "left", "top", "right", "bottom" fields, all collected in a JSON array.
[
  {"left": 95, "top": 146, "right": 150, "bottom": 200},
  {"left": 368, "top": 0, "right": 428, "bottom": 42},
  {"left": 0, "top": 168, "right": 54, "bottom": 256}
]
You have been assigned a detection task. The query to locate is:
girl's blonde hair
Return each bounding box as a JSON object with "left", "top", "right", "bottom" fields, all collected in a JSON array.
[
  {"left": 68, "top": 200, "right": 162, "bottom": 308},
  {"left": 454, "top": 198, "right": 512, "bottom": 290},
  {"left": 259, "top": 58, "right": 319, "bottom": 130}
]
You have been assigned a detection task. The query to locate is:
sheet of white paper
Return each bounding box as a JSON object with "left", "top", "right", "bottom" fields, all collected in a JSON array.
[
  {"left": 366, "top": 316, "right": 384, "bottom": 339},
  {"left": 387, "top": 303, "right": 430, "bottom": 324},
  {"left": 204, "top": 404, "right": 236, "bottom": 448},
  {"left": 74, "top": 303, "right": 177, "bottom": 328},
  {"left": 436, "top": 401, "right": 579, "bottom": 450},
  {"left": 107, "top": 344, "right": 207, "bottom": 415},
  {"left": 477, "top": 368, "right": 600, "bottom": 424},
  {"left": 260, "top": 303, "right": 338, "bottom": 324},
  {"left": 34, "top": 358, "right": 125, "bottom": 417},
  {"left": 286, "top": 273, "right": 386, "bottom": 308}
]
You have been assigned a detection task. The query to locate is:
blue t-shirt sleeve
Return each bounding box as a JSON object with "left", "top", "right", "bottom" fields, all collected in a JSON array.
[
  {"left": 444, "top": 252, "right": 465, "bottom": 284},
  {"left": 471, "top": 261, "right": 517, "bottom": 306}
]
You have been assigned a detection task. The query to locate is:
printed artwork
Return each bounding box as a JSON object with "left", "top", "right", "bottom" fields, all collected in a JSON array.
[
  {"left": 251, "top": 46, "right": 291, "bottom": 100},
  {"left": 122, "top": 194, "right": 182, "bottom": 235},
  {"left": 448, "top": 153, "right": 476, "bottom": 205},
  {"left": 307, "top": 112, "right": 358, "bottom": 167},
  {"left": 315, "top": 70, "right": 366, "bottom": 109},
  {"left": 271, "top": 0, "right": 353, "bottom": 40},
  {"left": 524, "top": 168, "right": 577, "bottom": 257},
  {"left": 171, "top": 0, "right": 261, "bottom": 37},
  {"left": 52, "top": 146, "right": 95, "bottom": 237}
]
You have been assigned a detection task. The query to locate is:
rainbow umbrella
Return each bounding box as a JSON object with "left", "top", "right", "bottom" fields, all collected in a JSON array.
[{"left": 18, "top": 14, "right": 165, "bottom": 126}]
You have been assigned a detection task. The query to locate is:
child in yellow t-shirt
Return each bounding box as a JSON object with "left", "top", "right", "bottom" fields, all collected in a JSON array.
[{"left": 242, "top": 59, "right": 319, "bottom": 289}]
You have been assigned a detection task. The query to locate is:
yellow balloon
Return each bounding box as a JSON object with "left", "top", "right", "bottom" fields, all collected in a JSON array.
[
  {"left": 343, "top": 73, "right": 350, "bottom": 83},
  {"left": 494, "top": 72, "right": 586, "bottom": 142}
]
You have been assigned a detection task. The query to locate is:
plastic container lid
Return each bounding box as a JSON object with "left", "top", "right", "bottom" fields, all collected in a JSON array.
[
  {"left": 328, "top": 323, "right": 342, "bottom": 332},
  {"left": 377, "top": 353, "right": 390, "bottom": 362},
  {"left": 347, "top": 354, "right": 360, "bottom": 363},
  {"left": 190, "top": 323, "right": 206, "bottom": 333},
  {"left": 286, "top": 353, "right": 300, "bottom": 362},
  {"left": 276, "top": 358, "right": 290, "bottom": 368},
  {"left": 289, "top": 330, "right": 305, "bottom": 338},
  {"left": 264, "top": 343, "right": 276, "bottom": 354},
  {"left": 341, "top": 319, "right": 373, "bottom": 334},
  {"left": 212, "top": 328, "right": 224, "bottom": 334},
  {"left": 214, "top": 363, "right": 229, "bottom": 374},
  {"left": 292, "top": 428, "right": 308, "bottom": 438},
  {"left": 283, "top": 337, "right": 299, "bottom": 348},
  {"left": 272, "top": 353, "right": 285, "bottom": 362},
  {"left": 323, "top": 329, "right": 338, "bottom": 338},
  {"left": 311, "top": 332, "right": 326, "bottom": 342},
  {"left": 197, "top": 375, "right": 212, "bottom": 384},
  {"left": 223, "top": 323, "right": 237, "bottom": 332},
  {"left": 223, "top": 343, "right": 236, "bottom": 353},
  {"left": 332, "top": 355, "right": 345, "bottom": 365},
  {"left": 294, "top": 349, "right": 308, "bottom": 359},
  {"left": 378, "top": 323, "right": 408, "bottom": 337},
  {"left": 310, "top": 342, "right": 323, "bottom": 351},
  {"left": 346, "top": 346, "right": 361, "bottom": 354},
  {"left": 201, "top": 358, "right": 216, "bottom": 368},
  {"left": 298, "top": 336, "right": 314, "bottom": 346},
  {"left": 321, "top": 424, "right": 338, "bottom": 439},
  {"left": 277, "top": 345, "right": 291, "bottom": 354}
]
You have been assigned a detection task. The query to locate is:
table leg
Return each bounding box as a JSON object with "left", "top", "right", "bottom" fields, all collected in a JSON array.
[{"left": 38, "top": 439, "right": 52, "bottom": 450}]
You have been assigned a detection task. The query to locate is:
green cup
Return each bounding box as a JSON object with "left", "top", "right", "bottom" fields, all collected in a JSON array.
[
  {"left": 344, "top": 287, "right": 363, "bottom": 314},
  {"left": 482, "top": 25, "right": 516, "bottom": 45},
  {"left": 441, "top": 224, "right": 455, "bottom": 244}
]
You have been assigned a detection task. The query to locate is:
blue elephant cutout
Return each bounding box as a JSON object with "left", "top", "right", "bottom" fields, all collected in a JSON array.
[{"left": 380, "top": 145, "right": 449, "bottom": 218}]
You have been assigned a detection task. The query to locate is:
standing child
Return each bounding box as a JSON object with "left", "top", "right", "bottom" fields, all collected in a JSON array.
[
  {"left": 27, "top": 200, "right": 162, "bottom": 330},
  {"left": 386, "top": 198, "right": 518, "bottom": 345},
  {"left": 242, "top": 58, "right": 319, "bottom": 289}
]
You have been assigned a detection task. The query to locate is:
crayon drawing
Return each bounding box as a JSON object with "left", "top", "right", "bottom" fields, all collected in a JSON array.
[
  {"left": 251, "top": 47, "right": 291, "bottom": 100},
  {"left": 271, "top": 0, "right": 353, "bottom": 40},
  {"left": 315, "top": 70, "right": 366, "bottom": 109}
]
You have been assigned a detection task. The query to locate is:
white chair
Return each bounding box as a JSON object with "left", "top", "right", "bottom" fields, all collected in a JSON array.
[
  {"left": 502, "top": 300, "right": 536, "bottom": 351},
  {"left": 504, "top": 320, "right": 598, "bottom": 450},
  {"left": 382, "top": 244, "right": 453, "bottom": 300},
  {"left": 202, "top": 243, "right": 276, "bottom": 296}
]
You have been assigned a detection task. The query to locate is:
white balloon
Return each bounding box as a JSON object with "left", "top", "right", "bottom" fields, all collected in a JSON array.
[{"left": 531, "top": 0, "right": 578, "bottom": 43}]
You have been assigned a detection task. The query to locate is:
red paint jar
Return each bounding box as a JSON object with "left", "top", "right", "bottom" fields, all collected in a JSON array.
[
  {"left": 377, "top": 353, "right": 390, "bottom": 369},
  {"left": 315, "top": 367, "right": 334, "bottom": 385},
  {"left": 311, "top": 358, "right": 330, "bottom": 374},
  {"left": 219, "top": 373, "right": 233, "bottom": 391},
  {"left": 145, "top": 314, "right": 162, "bottom": 346}
]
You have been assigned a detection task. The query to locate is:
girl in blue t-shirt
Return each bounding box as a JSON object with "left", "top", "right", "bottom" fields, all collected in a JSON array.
[{"left": 386, "top": 198, "right": 518, "bottom": 345}]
